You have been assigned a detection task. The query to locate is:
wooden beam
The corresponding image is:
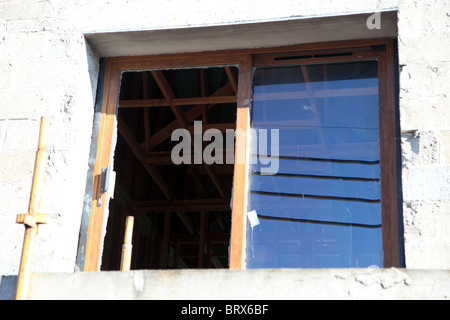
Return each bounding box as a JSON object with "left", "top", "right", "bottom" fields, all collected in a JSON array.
[
  {"left": 120, "top": 216, "right": 134, "bottom": 272},
  {"left": 191, "top": 165, "right": 234, "bottom": 175},
  {"left": 159, "top": 211, "right": 171, "bottom": 269},
  {"left": 169, "top": 233, "right": 230, "bottom": 242},
  {"left": 198, "top": 210, "right": 206, "bottom": 268},
  {"left": 143, "top": 82, "right": 234, "bottom": 150},
  {"left": 148, "top": 70, "right": 209, "bottom": 197},
  {"left": 84, "top": 60, "right": 121, "bottom": 272},
  {"left": 142, "top": 72, "right": 152, "bottom": 152},
  {"left": 117, "top": 117, "right": 175, "bottom": 201},
  {"left": 200, "top": 69, "right": 207, "bottom": 123},
  {"left": 151, "top": 70, "right": 228, "bottom": 199},
  {"left": 225, "top": 67, "right": 238, "bottom": 95},
  {"left": 146, "top": 148, "right": 233, "bottom": 165},
  {"left": 145, "top": 149, "right": 234, "bottom": 166},
  {"left": 186, "top": 123, "right": 236, "bottom": 133},
  {"left": 133, "top": 198, "right": 231, "bottom": 212},
  {"left": 119, "top": 95, "right": 237, "bottom": 109},
  {"left": 229, "top": 54, "right": 252, "bottom": 270},
  {"left": 151, "top": 70, "right": 190, "bottom": 126},
  {"left": 120, "top": 92, "right": 209, "bottom": 245}
]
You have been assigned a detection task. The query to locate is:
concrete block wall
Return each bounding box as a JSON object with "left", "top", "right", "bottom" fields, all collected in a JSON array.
[
  {"left": 0, "top": 0, "right": 449, "bottom": 278},
  {"left": 0, "top": 0, "right": 99, "bottom": 275},
  {"left": 397, "top": 0, "right": 450, "bottom": 268}
]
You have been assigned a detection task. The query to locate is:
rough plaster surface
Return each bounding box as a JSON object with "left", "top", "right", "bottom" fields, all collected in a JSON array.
[
  {"left": 18, "top": 269, "right": 450, "bottom": 300},
  {"left": 0, "top": 0, "right": 449, "bottom": 295},
  {"left": 397, "top": 0, "right": 450, "bottom": 269},
  {"left": 0, "top": 0, "right": 99, "bottom": 275},
  {"left": 0, "top": 0, "right": 400, "bottom": 276}
]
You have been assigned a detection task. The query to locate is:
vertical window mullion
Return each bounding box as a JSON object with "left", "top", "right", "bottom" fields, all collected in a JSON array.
[
  {"left": 229, "top": 54, "right": 253, "bottom": 269},
  {"left": 378, "top": 40, "right": 402, "bottom": 267}
]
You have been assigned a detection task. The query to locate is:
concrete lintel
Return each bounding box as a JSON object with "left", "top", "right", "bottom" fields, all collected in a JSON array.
[
  {"left": 21, "top": 268, "right": 450, "bottom": 300},
  {"left": 85, "top": 11, "right": 397, "bottom": 58}
]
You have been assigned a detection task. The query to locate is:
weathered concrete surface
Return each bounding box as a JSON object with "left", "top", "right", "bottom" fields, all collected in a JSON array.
[
  {"left": 0, "top": 0, "right": 401, "bottom": 276},
  {"left": 397, "top": 0, "right": 450, "bottom": 269},
  {"left": 19, "top": 269, "right": 450, "bottom": 300},
  {"left": 1, "top": 0, "right": 449, "bottom": 282},
  {"left": 85, "top": 11, "right": 397, "bottom": 57}
]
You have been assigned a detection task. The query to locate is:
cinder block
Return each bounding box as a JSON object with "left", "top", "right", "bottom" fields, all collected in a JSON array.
[
  {"left": 1, "top": 1, "right": 49, "bottom": 21},
  {"left": 401, "top": 132, "right": 420, "bottom": 168},
  {"left": 404, "top": 200, "right": 450, "bottom": 241},
  {"left": 0, "top": 152, "right": 35, "bottom": 183},
  {"left": 441, "top": 130, "right": 450, "bottom": 163},
  {"left": 1, "top": 32, "right": 49, "bottom": 60},
  {"left": 0, "top": 62, "right": 12, "bottom": 89},
  {"left": 0, "top": 181, "right": 31, "bottom": 214},
  {"left": 3, "top": 119, "right": 41, "bottom": 152},
  {"left": 417, "top": 131, "right": 441, "bottom": 165},
  {"left": 399, "top": 95, "right": 450, "bottom": 130},
  {"left": 0, "top": 20, "right": 6, "bottom": 43},
  {"left": 0, "top": 120, "right": 6, "bottom": 152},
  {"left": 0, "top": 89, "right": 49, "bottom": 119},
  {"left": 402, "top": 164, "right": 450, "bottom": 201},
  {"left": 11, "top": 58, "right": 78, "bottom": 89},
  {"left": 6, "top": 20, "right": 42, "bottom": 33}
]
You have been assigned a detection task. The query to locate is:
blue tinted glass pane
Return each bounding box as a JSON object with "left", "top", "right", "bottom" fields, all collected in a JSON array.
[{"left": 247, "top": 61, "right": 382, "bottom": 269}]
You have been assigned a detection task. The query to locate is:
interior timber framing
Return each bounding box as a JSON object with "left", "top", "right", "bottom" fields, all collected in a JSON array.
[
  {"left": 101, "top": 66, "right": 238, "bottom": 270},
  {"left": 83, "top": 38, "right": 401, "bottom": 272}
]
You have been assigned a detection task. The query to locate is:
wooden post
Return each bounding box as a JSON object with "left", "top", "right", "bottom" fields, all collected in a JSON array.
[
  {"left": 229, "top": 54, "right": 252, "bottom": 269},
  {"left": 120, "top": 216, "right": 134, "bottom": 271},
  {"left": 15, "top": 117, "right": 50, "bottom": 300},
  {"left": 197, "top": 210, "right": 206, "bottom": 268}
]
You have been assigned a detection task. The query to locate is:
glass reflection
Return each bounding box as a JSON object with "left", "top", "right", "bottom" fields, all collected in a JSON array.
[{"left": 247, "top": 61, "right": 382, "bottom": 269}]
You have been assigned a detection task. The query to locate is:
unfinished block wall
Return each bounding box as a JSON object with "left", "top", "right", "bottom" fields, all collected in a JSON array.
[
  {"left": 397, "top": 0, "right": 450, "bottom": 268},
  {"left": 0, "top": 0, "right": 449, "bottom": 276},
  {"left": 0, "top": 0, "right": 99, "bottom": 274}
]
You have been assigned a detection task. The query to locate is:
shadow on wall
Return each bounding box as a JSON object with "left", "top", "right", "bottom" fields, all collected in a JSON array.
[{"left": 0, "top": 276, "right": 17, "bottom": 300}]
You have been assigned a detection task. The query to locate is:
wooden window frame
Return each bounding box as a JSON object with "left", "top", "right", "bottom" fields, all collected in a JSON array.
[{"left": 84, "top": 38, "right": 401, "bottom": 271}]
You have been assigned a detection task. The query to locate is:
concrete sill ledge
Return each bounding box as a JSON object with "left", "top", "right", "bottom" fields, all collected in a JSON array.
[{"left": 2, "top": 268, "right": 450, "bottom": 300}]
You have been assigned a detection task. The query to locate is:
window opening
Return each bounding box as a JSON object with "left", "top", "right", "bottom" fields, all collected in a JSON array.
[
  {"left": 86, "top": 39, "right": 401, "bottom": 271},
  {"left": 101, "top": 67, "right": 238, "bottom": 270}
]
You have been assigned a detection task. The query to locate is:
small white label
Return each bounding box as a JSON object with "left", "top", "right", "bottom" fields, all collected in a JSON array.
[{"left": 248, "top": 210, "right": 260, "bottom": 228}]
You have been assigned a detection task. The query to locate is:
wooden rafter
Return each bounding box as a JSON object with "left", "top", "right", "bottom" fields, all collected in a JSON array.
[
  {"left": 119, "top": 95, "right": 237, "bottom": 108},
  {"left": 117, "top": 117, "right": 175, "bottom": 201},
  {"left": 145, "top": 148, "right": 234, "bottom": 166},
  {"left": 141, "top": 82, "right": 234, "bottom": 151},
  {"left": 142, "top": 72, "right": 152, "bottom": 152},
  {"left": 150, "top": 70, "right": 228, "bottom": 199},
  {"left": 200, "top": 68, "right": 207, "bottom": 123},
  {"left": 133, "top": 198, "right": 230, "bottom": 212},
  {"left": 225, "top": 67, "right": 238, "bottom": 95}
]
